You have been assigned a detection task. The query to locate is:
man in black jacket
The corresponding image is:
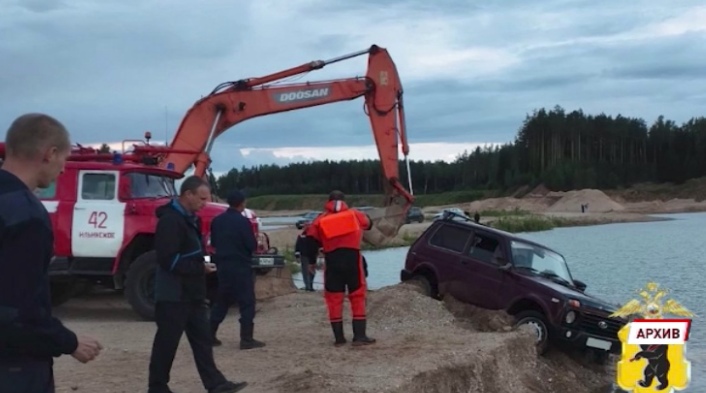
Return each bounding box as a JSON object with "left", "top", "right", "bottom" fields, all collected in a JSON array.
[
  {"left": 294, "top": 225, "right": 320, "bottom": 291},
  {"left": 147, "top": 176, "right": 247, "bottom": 393},
  {"left": 0, "top": 113, "right": 103, "bottom": 393},
  {"left": 209, "top": 190, "right": 265, "bottom": 350}
]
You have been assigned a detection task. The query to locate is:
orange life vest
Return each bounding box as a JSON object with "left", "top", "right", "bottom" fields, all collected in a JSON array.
[{"left": 318, "top": 209, "right": 361, "bottom": 240}]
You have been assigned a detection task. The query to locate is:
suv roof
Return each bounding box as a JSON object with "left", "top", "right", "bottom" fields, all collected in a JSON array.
[{"left": 432, "top": 212, "right": 561, "bottom": 255}]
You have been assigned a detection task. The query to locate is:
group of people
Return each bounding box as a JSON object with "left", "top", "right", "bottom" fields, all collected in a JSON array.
[{"left": 0, "top": 113, "right": 377, "bottom": 393}]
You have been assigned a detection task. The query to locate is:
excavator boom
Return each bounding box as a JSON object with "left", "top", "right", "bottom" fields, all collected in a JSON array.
[{"left": 152, "top": 45, "right": 413, "bottom": 245}]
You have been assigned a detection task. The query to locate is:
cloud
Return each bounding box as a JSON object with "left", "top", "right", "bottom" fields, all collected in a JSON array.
[{"left": 1, "top": 0, "right": 705, "bottom": 172}]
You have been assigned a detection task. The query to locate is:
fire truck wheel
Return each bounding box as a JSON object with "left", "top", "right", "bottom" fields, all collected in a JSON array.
[{"left": 125, "top": 250, "right": 157, "bottom": 321}]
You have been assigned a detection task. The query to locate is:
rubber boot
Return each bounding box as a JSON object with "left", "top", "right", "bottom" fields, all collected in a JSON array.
[
  {"left": 331, "top": 321, "right": 347, "bottom": 347},
  {"left": 239, "top": 323, "right": 266, "bottom": 350},
  {"left": 211, "top": 323, "right": 222, "bottom": 347},
  {"left": 352, "top": 319, "right": 376, "bottom": 346}
]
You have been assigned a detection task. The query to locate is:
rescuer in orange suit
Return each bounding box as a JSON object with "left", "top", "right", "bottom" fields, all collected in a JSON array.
[{"left": 306, "top": 190, "right": 376, "bottom": 346}]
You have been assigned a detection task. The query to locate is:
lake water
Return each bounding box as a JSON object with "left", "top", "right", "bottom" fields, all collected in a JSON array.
[{"left": 293, "top": 212, "right": 706, "bottom": 389}]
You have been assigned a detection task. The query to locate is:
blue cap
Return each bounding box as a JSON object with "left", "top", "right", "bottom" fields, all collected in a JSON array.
[{"left": 226, "top": 190, "right": 245, "bottom": 207}]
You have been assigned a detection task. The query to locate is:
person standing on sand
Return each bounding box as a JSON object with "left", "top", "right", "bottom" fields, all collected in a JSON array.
[
  {"left": 148, "top": 176, "right": 246, "bottom": 393},
  {"left": 0, "top": 113, "right": 103, "bottom": 392},
  {"left": 307, "top": 190, "right": 376, "bottom": 347},
  {"left": 295, "top": 225, "right": 320, "bottom": 291},
  {"left": 209, "top": 190, "right": 266, "bottom": 350}
]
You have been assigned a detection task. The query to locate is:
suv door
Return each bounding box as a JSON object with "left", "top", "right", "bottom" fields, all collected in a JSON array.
[
  {"left": 458, "top": 229, "right": 507, "bottom": 310},
  {"left": 422, "top": 223, "right": 473, "bottom": 302},
  {"left": 71, "top": 170, "right": 125, "bottom": 258}
]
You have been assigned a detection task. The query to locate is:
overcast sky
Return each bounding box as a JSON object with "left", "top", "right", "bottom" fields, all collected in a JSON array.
[{"left": 2, "top": 0, "right": 705, "bottom": 172}]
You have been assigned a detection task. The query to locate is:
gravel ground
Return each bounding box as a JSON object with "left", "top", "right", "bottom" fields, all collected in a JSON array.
[{"left": 50, "top": 282, "right": 617, "bottom": 393}]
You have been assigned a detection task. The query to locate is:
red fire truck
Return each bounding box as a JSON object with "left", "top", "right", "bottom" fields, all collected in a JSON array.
[{"left": 0, "top": 140, "right": 284, "bottom": 321}]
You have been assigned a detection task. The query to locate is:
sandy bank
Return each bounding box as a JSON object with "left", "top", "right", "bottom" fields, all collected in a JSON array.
[{"left": 52, "top": 283, "right": 615, "bottom": 393}]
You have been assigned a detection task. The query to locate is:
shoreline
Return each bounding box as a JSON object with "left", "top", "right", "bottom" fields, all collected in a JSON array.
[{"left": 265, "top": 210, "right": 680, "bottom": 253}]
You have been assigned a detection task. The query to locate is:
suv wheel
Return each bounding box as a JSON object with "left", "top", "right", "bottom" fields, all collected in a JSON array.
[
  {"left": 409, "top": 275, "right": 434, "bottom": 298},
  {"left": 514, "top": 310, "right": 550, "bottom": 355}
]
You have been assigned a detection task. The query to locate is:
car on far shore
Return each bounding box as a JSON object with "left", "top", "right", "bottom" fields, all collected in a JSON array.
[
  {"left": 295, "top": 211, "right": 321, "bottom": 229},
  {"left": 405, "top": 206, "right": 424, "bottom": 224},
  {"left": 400, "top": 211, "right": 626, "bottom": 362},
  {"left": 432, "top": 207, "right": 468, "bottom": 221}
]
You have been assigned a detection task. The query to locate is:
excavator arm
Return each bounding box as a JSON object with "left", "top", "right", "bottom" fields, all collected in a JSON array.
[{"left": 152, "top": 45, "right": 414, "bottom": 244}]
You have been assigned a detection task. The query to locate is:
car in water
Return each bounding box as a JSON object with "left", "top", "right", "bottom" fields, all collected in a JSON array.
[
  {"left": 405, "top": 206, "right": 424, "bottom": 224},
  {"left": 295, "top": 211, "right": 321, "bottom": 229},
  {"left": 400, "top": 211, "right": 626, "bottom": 361}
]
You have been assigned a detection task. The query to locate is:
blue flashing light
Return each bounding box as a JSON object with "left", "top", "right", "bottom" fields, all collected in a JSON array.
[
  {"left": 166, "top": 162, "right": 175, "bottom": 171},
  {"left": 112, "top": 153, "right": 123, "bottom": 165}
]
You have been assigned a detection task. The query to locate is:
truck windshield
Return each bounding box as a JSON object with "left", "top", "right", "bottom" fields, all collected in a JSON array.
[
  {"left": 128, "top": 173, "right": 177, "bottom": 198},
  {"left": 510, "top": 240, "right": 574, "bottom": 284}
]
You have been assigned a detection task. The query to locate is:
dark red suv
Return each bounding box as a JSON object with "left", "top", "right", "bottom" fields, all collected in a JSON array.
[{"left": 400, "top": 212, "right": 626, "bottom": 359}]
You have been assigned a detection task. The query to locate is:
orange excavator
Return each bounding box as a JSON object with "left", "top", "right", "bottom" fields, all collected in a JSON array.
[{"left": 135, "top": 44, "right": 414, "bottom": 244}]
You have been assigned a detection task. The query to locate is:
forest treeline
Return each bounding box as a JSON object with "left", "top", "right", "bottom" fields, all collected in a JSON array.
[{"left": 206, "top": 106, "right": 706, "bottom": 196}]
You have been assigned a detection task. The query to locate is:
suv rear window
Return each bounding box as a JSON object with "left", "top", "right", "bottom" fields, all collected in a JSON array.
[{"left": 429, "top": 224, "right": 471, "bottom": 253}]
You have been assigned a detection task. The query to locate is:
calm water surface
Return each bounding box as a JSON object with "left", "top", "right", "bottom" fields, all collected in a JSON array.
[{"left": 293, "top": 212, "right": 705, "bottom": 389}]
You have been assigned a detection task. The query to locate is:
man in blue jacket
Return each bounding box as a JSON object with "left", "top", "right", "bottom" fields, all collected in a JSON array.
[
  {"left": 0, "top": 113, "right": 103, "bottom": 392},
  {"left": 209, "top": 190, "right": 265, "bottom": 350},
  {"left": 148, "top": 176, "right": 246, "bottom": 393}
]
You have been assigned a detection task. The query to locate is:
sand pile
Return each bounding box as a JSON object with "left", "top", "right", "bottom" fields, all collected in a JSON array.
[
  {"left": 53, "top": 283, "right": 616, "bottom": 393},
  {"left": 254, "top": 266, "right": 297, "bottom": 300},
  {"left": 462, "top": 196, "right": 553, "bottom": 214},
  {"left": 526, "top": 183, "right": 551, "bottom": 198},
  {"left": 547, "top": 189, "right": 625, "bottom": 213}
]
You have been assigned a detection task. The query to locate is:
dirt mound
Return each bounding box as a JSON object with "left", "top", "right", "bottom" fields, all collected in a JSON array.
[
  {"left": 526, "top": 183, "right": 551, "bottom": 198},
  {"left": 547, "top": 189, "right": 625, "bottom": 213},
  {"left": 366, "top": 283, "right": 456, "bottom": 330},
  {"left": 265, "top": 285, "right": 615, "bottom": 393},
  {"left": 443, "top": 296, "right": 515, "bottom": 332},
  {"left": 463, "top": 196, "right": 554, "bottom": 214},
  {"left": 53, "top": 283, "right": 615, "bottom": 393},
  {"left": 255, "top": 266, "right": 297, "bottom": 300}
]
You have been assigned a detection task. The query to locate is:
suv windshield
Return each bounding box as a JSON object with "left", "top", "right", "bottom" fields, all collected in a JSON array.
[
  {"left": 510, "top": 240, "right": 574, "bottom": 284},
  {"left": 128, "top": 172, "right": 177, "bottom": 199}
]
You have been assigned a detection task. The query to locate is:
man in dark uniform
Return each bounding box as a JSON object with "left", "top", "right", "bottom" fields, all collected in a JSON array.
[
  {"left": 0, "top": 113, "right": 103, "bottom": 393},
  {"left": 209, "top": 190, "right": 265, "bottom": 350},
  {"left": 148, "top": 176, "right": 247, "bottom": 393},
  {"left": 295, "top": 225, "right": 320, "bottom": 291}
]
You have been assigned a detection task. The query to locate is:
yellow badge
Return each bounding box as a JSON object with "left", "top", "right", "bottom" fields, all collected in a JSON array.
[{"left": 610, "top": 282, "right": 695, "bottom": 392}]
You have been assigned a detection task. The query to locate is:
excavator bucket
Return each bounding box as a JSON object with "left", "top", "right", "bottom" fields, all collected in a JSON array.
[{"left": 362, "top": 198, "right": 410, "bottom": 247}]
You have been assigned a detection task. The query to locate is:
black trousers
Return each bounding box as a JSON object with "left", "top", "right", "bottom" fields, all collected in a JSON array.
[
  {"left": 0, "top": 360, "right": 54, "bottom": 393},
  {"left": 148, "top": 301, "right": 226, "bottom": 393},
  {"left": 210, "top": 265, "right": 256, "bottom": 327}
]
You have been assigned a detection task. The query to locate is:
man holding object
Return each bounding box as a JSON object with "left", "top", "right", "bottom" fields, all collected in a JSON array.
[
  {"left": 0, "top": 113, "right": 103, "bottom": 393},
  {"left": 147, "top": 176, "right": 246, "bottom": 393}
]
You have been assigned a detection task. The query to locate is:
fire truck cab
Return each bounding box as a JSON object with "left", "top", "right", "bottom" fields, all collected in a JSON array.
[{"left": 8, "top": 141, "right": 284, "bottom": 321}]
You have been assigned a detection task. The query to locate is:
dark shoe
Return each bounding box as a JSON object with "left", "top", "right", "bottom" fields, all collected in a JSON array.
[
  {"left": 331, "top": 321, "right": 347, "bottom": 346},
  {"left": 352, "top": 319, "right": 376, "bottom": 346},
  {"left": 240, "top": 323, "right": 266, "bottom": 350},
  {"left": 211, "top": 324, "right": 222, "bottom": 347},
  {"left": 209, "top": 380, "right": 248, "bottom": 393}
]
